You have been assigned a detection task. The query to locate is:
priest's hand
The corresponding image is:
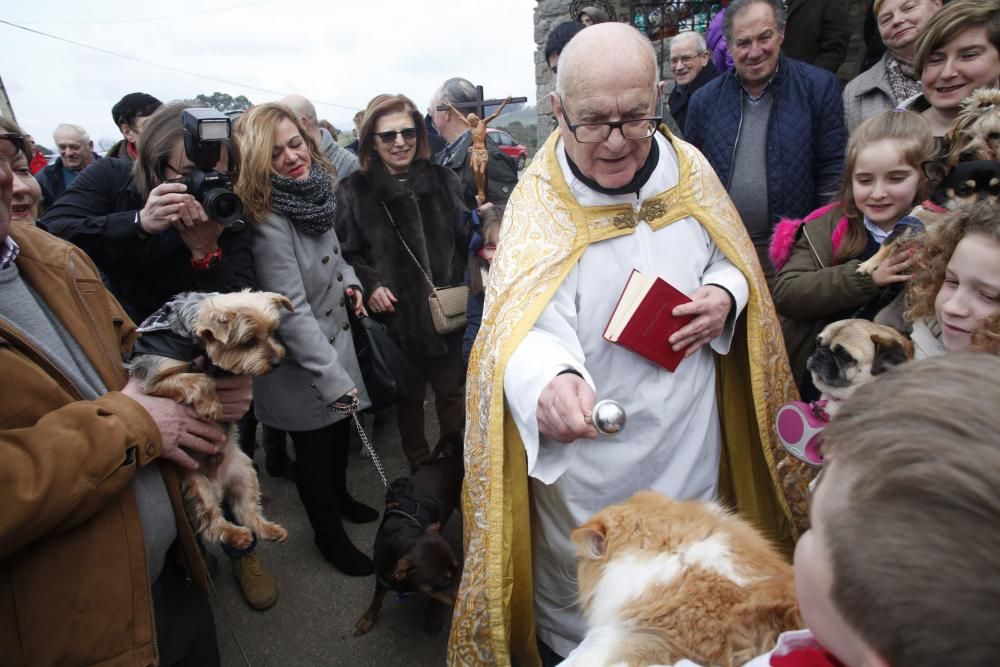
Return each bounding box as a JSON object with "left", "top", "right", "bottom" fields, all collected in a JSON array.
[
  {"left": 669, "top": 285, "right": 732, "bottom": 357},
  {"left": 537, "top": 373, "right": 599, "bottom": 442}
]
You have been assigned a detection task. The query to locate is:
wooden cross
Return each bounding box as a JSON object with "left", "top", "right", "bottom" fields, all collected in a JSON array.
[{"left": 435, "top": 85, "right": 527, "bottom": 117}]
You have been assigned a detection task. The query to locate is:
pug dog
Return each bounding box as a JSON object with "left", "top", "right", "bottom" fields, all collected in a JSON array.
[
  {"left": 806, "top": 319, "right": 914, "bottom": 418},
  {"left": 778, "top": 320, "right": 914, "bottom": 467}
]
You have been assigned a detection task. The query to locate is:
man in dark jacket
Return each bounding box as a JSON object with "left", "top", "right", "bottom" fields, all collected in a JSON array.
[
  {"left": 105, "top": 92, "right": 162, "bottom": 162},
  {"left": 686, "top": 0, "right": 846, "bottom": 281},
  {"left": 781, "top": 0, "right": 851, "bottom": 73},
  {"left": 430, "top": 77, "right": 519, "bottom": 210},
  {"left": 34, "top": 123, "right": 98, "bottom": 207},
  {"left": 667, "top": 31, "right": 721, "bottom": 133}
]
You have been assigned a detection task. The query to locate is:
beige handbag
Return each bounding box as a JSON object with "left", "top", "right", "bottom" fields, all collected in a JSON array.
[{"left": 381, "top": 203, "right": 469, "bottom": 334}]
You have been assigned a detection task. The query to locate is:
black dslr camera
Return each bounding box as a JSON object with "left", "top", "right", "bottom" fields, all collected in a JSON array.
[{"left": 180, "top": 108, "right": 244, "bottom": 227}]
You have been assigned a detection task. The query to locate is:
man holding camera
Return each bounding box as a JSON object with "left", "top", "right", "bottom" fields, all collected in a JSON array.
[{"left": 37, "top": 103, "right": 278, "bottom": 612}]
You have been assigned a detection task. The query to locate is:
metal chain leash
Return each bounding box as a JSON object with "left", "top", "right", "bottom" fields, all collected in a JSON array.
[{"left": 332, "top": 397, "right": 388, "bottom": 488}]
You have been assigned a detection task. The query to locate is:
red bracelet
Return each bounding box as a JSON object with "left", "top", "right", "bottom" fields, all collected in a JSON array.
[{"left": 191, "top": 248, "right": 223, "bottom": 271}]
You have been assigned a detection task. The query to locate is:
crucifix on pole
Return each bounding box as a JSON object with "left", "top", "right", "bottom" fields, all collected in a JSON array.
[{"left": 436, "top": 85, "right": 528, "bottom": 205}]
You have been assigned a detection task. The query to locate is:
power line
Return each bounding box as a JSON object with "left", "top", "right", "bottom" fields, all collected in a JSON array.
[
  {"left": 7, "top": 1, "right": 274, "bottom": 26},
  {"left": 0, "top": 19, "right": 361, "bottom": 112}
]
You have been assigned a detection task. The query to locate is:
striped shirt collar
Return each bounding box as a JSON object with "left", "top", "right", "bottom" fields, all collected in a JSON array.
[{"left": 0, "top": 234, "right": 19, "bottom": 270}]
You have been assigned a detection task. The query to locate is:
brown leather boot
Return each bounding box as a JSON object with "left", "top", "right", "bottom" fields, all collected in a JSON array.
[{"left": 231, "top": 553, "right": 278, "bottom": 610}]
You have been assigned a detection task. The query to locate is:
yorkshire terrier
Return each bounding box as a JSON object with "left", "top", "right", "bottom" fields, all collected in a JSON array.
[
  {"left": 127, "top": 290, "right": 292, "bottom": 549},
  {"left": 945, "top": 88, "right": 1000, "bottom": 166}
]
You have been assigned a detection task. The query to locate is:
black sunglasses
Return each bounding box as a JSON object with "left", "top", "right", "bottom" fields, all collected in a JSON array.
[
  {"left": 374, "top": 128, "right": 417, "bottom": 144},
  {"left": 0, "top": 132, "right": 26, "bottom": 162}
]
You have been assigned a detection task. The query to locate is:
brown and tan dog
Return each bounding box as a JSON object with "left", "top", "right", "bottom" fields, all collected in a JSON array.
[
  {"left": 127, "top": 290, "right": 292, "bottom": 549},
  {"left": 806, "top": 319, "right": 913, "bottom": 417},
  {"left": 562, "top": 491, "right": 801, "bottom": 667},
  {"left": 353, "top": 440, "right": 464, "bottom": 637},
  {"left": 945, "top": 88, "right": 1000, "bottom": 166}
]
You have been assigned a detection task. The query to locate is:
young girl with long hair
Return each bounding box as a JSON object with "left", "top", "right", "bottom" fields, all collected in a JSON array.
[
  {"left": 905, "top": 201, "right": 1000, "bottom": 358},
  {"left": 769, "top": 110, "right": 935, "bottom": 393}
]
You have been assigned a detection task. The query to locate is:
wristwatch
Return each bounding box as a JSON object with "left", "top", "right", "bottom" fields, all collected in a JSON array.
[
  {"left": 133, "top": 211, "right": 148, "bottom": 240},
  {"left": 191, "top": 248, "right": 223, "bottom": 271}
]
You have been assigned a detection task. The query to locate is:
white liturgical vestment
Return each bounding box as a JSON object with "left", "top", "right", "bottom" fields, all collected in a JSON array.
[{"left": 503, "top": 132, "right": 749, "bottom": 657}]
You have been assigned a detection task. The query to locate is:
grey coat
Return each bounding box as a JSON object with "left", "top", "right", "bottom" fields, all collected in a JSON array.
[
  {"left": 251, "top": 210, "right": 370, "bottom": 431},
  {"left": 842, "top": 53, "right": 896, "bottom": 134},
  {"left": 320, "top": 128, "right": 359, "bottom": 185}
]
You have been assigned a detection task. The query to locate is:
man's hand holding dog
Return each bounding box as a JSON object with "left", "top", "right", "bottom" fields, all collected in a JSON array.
[
  {"left": 871, "top": 249, "right": 913, "bottom": 287},
  {"left": 122, "top": 378, "right": 226, "bottom": 470},
  {"left": 669, "top": 285, "right": 732, "bottom": 357},
  {"left": 537, "top": 373, "right": 599, "bottom": 443}
]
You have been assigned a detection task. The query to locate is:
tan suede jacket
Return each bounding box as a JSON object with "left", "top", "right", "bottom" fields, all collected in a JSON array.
[{"left": 0, "top": 222, "right": 206, "bottom": 667}]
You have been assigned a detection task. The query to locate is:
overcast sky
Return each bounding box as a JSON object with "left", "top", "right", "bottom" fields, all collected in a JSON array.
[{"left": 1, "top": 0, "right": 538, "bottom": 150}]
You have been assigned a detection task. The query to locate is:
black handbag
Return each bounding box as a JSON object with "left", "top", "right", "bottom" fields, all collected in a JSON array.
[{"left": 351, "top": 314, "right": 417, "bottom": 411}]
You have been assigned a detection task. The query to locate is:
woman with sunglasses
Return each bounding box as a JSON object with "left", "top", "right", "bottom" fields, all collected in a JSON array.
[
  {"left": 335, "top": 94, "right": 469, "bottom": 472},
  {"left": 234, "top": 102, "right": 376, "bottom": 576},
  {"left": 0, "top": 118, "right": 43, "bottom": 225}
]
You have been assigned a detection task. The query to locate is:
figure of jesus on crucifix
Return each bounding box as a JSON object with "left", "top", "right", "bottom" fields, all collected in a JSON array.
[{"left": 446, "top": 96, "right": 512, "bottom": 205}]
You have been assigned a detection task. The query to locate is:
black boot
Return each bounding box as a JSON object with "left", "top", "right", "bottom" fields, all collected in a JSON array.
[
  {"left": 314, "top": 529, "right": 374, "bottom": 576},
  {"left": 290, "top": 422, "right": 374, "bottom": 576},
  {"left": 333, "top": 431, "right": 379, "bottom": 524}
]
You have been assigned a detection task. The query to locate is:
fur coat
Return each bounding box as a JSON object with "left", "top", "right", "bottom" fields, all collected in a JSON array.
[{"left": 335, "top": 158, "right": 468, "bottom": 358}]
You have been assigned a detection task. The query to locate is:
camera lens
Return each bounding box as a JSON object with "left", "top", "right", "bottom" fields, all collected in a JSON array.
[{"left": 203, "top": 188, "right": 244, "bottom": 227}]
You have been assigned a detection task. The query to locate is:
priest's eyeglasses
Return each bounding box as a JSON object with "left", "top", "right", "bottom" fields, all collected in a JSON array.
[
  {"left": 557, "top": 98, "right": 661, "bottom": 143},
  {"left": 0, "top": 133, "right": 25, "bottom": 163}
]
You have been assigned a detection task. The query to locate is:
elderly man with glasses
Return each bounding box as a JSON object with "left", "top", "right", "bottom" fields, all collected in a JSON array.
[
  {"left": 449, "top": 22, "right": 807, "bottom": 667},
  {"left": 667, "top": 31, "right": 720, "bottom": 133}
]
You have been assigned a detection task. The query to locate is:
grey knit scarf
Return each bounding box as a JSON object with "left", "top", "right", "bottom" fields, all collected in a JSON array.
[{"left": 270, "top": 165, "right": 337, "bottom": 235}]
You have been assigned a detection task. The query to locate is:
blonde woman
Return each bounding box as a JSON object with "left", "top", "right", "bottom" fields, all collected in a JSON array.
[{"left": 235, "top": 103, "right": 375, "bottom": 576}]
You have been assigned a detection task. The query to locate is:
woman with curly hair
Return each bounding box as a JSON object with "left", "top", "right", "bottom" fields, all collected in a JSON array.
[{"left": 905, "top": 201, "right": 1000, "bottom": 357}]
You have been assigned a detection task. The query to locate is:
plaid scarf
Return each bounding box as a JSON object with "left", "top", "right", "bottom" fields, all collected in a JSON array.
[
  {"left": 885, "top": 54, "right": 923, "bottom": 104},
  {"left": 0, "top": 235, "right": 19, "bottom": 270},
  {"left": 269, "top": 164, "right": 337, "bottom": 236}
]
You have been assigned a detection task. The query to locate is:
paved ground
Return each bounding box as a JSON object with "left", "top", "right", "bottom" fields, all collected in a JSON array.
[{"left": 211, "top": 402, "right": 460, "bottom": 667}]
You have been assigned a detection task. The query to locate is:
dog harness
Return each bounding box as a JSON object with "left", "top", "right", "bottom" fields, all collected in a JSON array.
[
  {"left": 382, "top": 478, "right": 442, "bottom": 530},
  {"left": 376, "top": 478, "right": 445, "bottom": 595}
]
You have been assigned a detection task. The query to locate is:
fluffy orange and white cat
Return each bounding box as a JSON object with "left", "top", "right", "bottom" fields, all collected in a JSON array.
[{"left": 560, "top": 491, "right": 802, "bottom": 667}]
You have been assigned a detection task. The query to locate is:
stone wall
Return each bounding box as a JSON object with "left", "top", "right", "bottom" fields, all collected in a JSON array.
[{"left": 533, "top": 0, "right": 871, "bottom": 145}]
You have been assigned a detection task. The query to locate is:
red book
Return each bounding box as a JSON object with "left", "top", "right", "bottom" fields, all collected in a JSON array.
[{"left": 602, "top": 269, "right": 694, "bottom": 372}]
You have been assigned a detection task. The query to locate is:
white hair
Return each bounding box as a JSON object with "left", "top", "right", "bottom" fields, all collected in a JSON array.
[
  {"left": 53, "top": 123, "right": 91, "bottom": 143},
  {"left": 280, "top": 94, "right": 318, "bottom": 123},
  {"left": 670, "top": 31, "right": 707, "bottom": 53}
]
